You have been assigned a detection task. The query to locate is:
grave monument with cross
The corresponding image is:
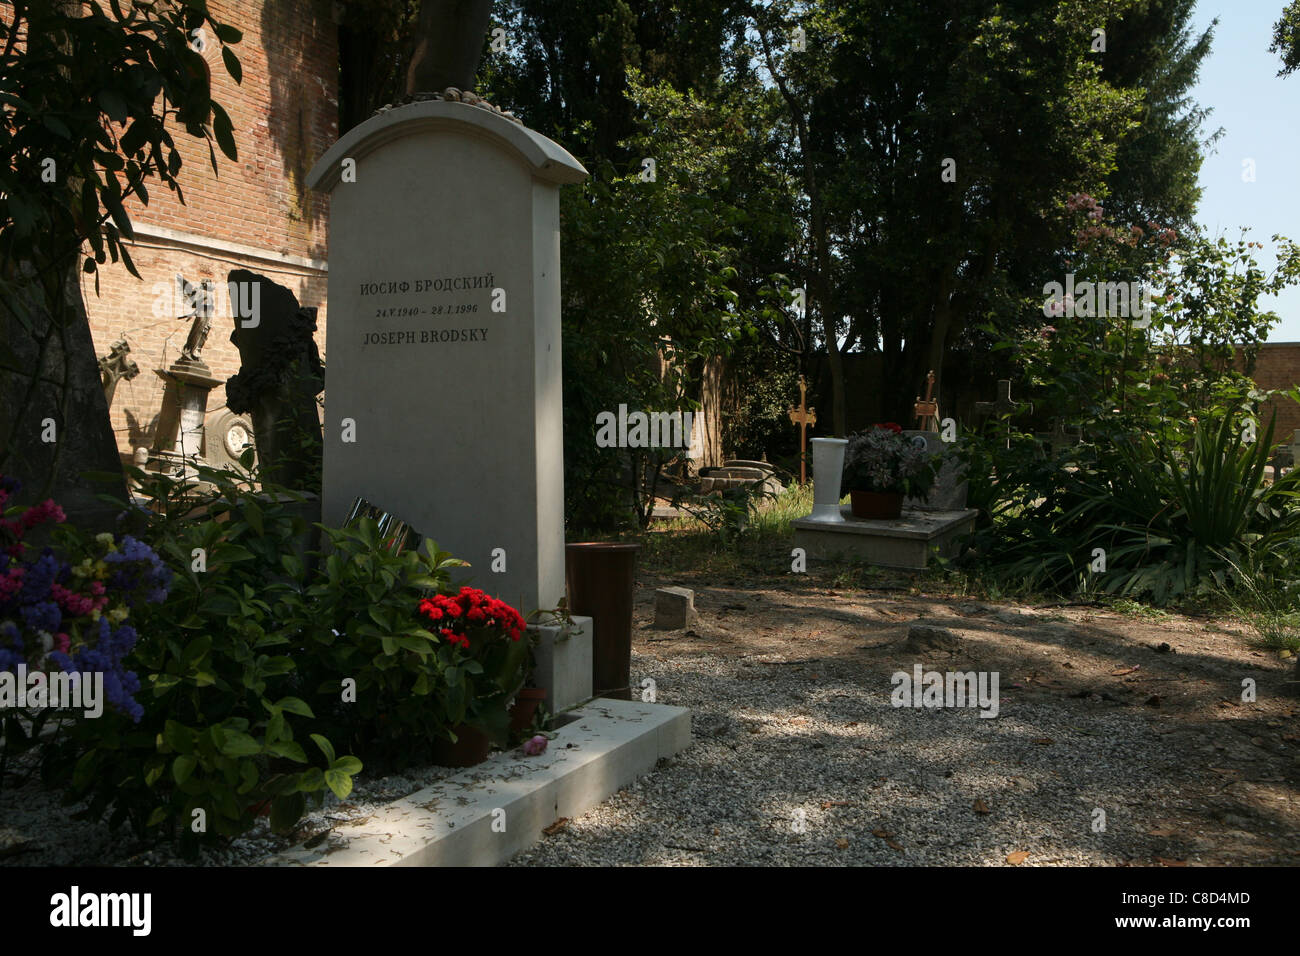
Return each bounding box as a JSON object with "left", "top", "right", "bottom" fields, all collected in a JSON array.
[
  {"left": 787, "top": 375, "right": 817, "bottom": 484},
  {"left": 913, "top": 370, "right": 940, "bottom": 432},
  {"left": 792, "top": 368, "right": 977, "bottom": 569},
  {"left": 150, "top": 276, "right": 224, "bottom": 480}
]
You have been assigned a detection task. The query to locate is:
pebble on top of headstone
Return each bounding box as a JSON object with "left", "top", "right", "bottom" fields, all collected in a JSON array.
[{"left": 654, "top": 586, "right": 698, "bottom": 630}]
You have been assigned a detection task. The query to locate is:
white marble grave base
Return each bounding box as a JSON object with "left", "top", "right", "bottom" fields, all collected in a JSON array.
[
  {"left": 265, "top": 697, "right": 691, "bottom": 867},
  {"left": 792, "top": 506, "right": 978, "bottom": 569}
]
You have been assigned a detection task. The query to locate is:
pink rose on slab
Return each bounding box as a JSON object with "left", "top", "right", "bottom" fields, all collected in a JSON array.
[{"left": 523, "top": 735, "right": 548, "bottom": 756}]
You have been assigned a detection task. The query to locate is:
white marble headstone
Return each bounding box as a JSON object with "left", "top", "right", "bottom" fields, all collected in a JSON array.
[{"left": 307, "top": 101, "right": 588, "bottom": 615}]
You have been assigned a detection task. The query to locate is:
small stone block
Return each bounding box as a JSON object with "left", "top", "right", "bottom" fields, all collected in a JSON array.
[
  {"left": 654, "top": 586, "right": 698, "bottom": 630},
  {"left": 531, "top": 615, "right": 593, "bottom": 713}
]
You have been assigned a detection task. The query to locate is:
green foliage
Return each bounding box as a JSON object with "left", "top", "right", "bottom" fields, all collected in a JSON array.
[
  {"left": 674, "top": 481, "right": 775, "bottom": 549},
  {"left": 290, "top": 519, "right": 472, "bottom": 767},
  {"left": 1271, "top": 0, "right": 1300, "bottom": 76},
  {"left": 557, "top": 73, "right": 787, "bottom": 529},
  {"left": 966, "top": 223, "right": 1300, "bottom": 605},
  {"left": 43, "top": 467, "right": 356, "bottom": 859},
  {"left": 38, "top": 465, "right": 529, "bottom": 854},
  {"left": 0, "top": 1, "right": 242, "bottom": 282},
  {"left": 1215, "top": 548, "right": 1300, "bottom": 652},
  {"left": 721, "top": 356, "right": 802, "bottom": 469},
  {"left": 979, "top": 410, "right": 1300, "bottom": 605}
]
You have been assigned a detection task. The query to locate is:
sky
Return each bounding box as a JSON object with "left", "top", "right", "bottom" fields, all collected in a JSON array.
[{"left": 1190, "top": 1, "right": 1300, "bottom": 341}]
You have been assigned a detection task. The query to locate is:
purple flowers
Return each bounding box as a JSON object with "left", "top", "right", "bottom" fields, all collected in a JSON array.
[
  {"left": 523, "top": 734, "right": 548, "bottom": 756},
  {"left": 1, "top": 480, "right": 170, "bottom": 723},
  {"left": 103, "top": 536, "right": 172, "bottom": 606}
]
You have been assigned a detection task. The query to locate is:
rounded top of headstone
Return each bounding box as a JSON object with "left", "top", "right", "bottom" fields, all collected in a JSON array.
[{"left": 307, "top": 99, "right": 588, "bottom": 192}]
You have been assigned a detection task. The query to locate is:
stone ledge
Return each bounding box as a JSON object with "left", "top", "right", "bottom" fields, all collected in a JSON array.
[
  {"left": 264, "top": 697, "right": 691, "bottom": 867},
  {"left": 793, "top": 507, "right": 977, "bottom": 569}
]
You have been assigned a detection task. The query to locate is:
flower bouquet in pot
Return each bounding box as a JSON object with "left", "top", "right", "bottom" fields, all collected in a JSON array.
[
  {"left": 839, "top": 423, "right": 939, "bottom": 519},
  {"left": 418, "top": 586, "right": 530, "bottom": 766}
]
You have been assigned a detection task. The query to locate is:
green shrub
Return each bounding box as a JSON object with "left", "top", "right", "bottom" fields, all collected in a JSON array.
[
  {"left": 43, "top": 467, "right": 359, "bottom": 857},
  {"left": 1215, "top": 548, "right": 1300, "bottom": 652},
  {"left": 290, "top": 518, "right": 468, "bottom": 769},
  {"left": 981, "top": 410, "right": 1300, "bottom": 604}
]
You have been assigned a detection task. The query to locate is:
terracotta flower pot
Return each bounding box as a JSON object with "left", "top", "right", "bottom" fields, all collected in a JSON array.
[
  {"left": 509, "top": 687, "right": 547, "bottom": 733},
  {"left": 431, "top": 723, "right": 491, "bottom": 767},
  {"left": 850, "top": 490, "right": 903, "bottom": 520}
]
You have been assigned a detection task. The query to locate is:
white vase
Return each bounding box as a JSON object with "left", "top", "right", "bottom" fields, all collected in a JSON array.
[{"left": 809, "top": 437, "right": 848, "bottom": 522}]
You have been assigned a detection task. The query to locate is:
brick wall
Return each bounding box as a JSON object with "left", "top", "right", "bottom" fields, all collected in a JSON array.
[
  {"left": 69, "top": 0, "right": 339, "bottom": 462},
  {"left": 1239, "top": 343, "right": 1300, "bottom": 445}
]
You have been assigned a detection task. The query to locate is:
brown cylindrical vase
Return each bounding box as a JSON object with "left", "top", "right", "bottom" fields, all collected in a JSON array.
[{"left": 565, "top": 542, "right": 641, "bottom": 700}]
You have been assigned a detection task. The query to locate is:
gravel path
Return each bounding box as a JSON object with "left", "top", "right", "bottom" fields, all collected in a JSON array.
[
  {"left": 509, "top": 650, "right": 1164, "bottom": 865},
  {"left": 5, "top": 584, "right": 1297, "bottom": 867}
]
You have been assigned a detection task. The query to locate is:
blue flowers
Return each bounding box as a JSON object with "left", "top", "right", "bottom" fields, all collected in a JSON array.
[
  {"left": 20, "top": 599, "right": 61, "bottom": 635},
  {"left": 18, "top": 551, "right": 59, "bottom": 603},
  {"left": 2, "top": 492, "right": 170, "bottom": 723},
  {"left": 103, "top": 535, "right": 173, "bottom": 607}
]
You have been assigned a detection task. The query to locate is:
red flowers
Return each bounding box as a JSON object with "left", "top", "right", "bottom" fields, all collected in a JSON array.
[
  {"left": 418, "top": 586, "right": 527, "bottom": 647},
  {"left": 0, "top": 497, "right": 65, "bottom": 541},
  {"left": 874, "top": 422, "right": 903, "bottom": 434}
]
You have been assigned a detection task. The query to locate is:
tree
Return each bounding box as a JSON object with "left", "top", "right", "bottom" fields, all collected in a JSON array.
[
  {"left": 1099, "top": 0, "right": 1218, "bottom": 240},
  {"left": 739, "top": 0, "right": 1218, "bottom": 429},
  {"left": 1272, "top": 0, "right": 1300, "bottom": 75},
  {"left": 482, "top": 1, "right": 763, "bottom": 527},
  {"left": 0, "top": 1, "right": 242, "bottom": 522},
  {"left": 336, "top": 0, "right": 496, "bottom": 134},
  {"left": 406, "top": 0, "right": 494, "bottom": 94},
  {"left": 336, "top": 0, "right": 421, "bottom": 133}
]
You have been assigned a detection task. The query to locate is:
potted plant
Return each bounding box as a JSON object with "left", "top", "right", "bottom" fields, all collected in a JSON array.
[
  {"left": 418, "top": 586, "right": 530, "bottom": 767},
  {"left": 840, "top": 423, "right": 939, "bottom": 519}
]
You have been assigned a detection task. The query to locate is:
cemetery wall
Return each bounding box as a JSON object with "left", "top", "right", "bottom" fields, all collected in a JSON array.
[
  {"left": 74, "top": 0, "right": 337, "bottom": 464},
  {"left": 1240, "top": 342, "right": 1300, "bottom": 442}
]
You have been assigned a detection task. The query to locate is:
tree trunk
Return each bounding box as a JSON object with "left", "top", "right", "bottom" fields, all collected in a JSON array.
[
  {"left": 0, "top": 259, "right": 127, "bottom": 528},
  {"left": 405, "top": 0, "right": 495, "bottom": 95}
]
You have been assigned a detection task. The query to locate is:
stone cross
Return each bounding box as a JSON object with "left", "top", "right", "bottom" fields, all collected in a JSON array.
[
  {"left": 974, "top": 379, "right": 1032, "bottom": 448},
  {"left": 787, "top": 375, "right": 817, "bottom": 484},
  {"left": 97, "top": 337, "right": 139, "bottom": 408},
  {"left": 913, "top": 370, "right": 939, "bottom": 432},
  {"left": 1047, "top": 417, "right": 1083, "bottom": 458}
]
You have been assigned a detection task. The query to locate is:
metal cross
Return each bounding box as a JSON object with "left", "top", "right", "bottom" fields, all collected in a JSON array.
[
  {"left": 913, "top": 370, "right": 940, "bottom": 432},
  {"left": 787, "top": 375, "right": 817, "bottom": 484}
]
